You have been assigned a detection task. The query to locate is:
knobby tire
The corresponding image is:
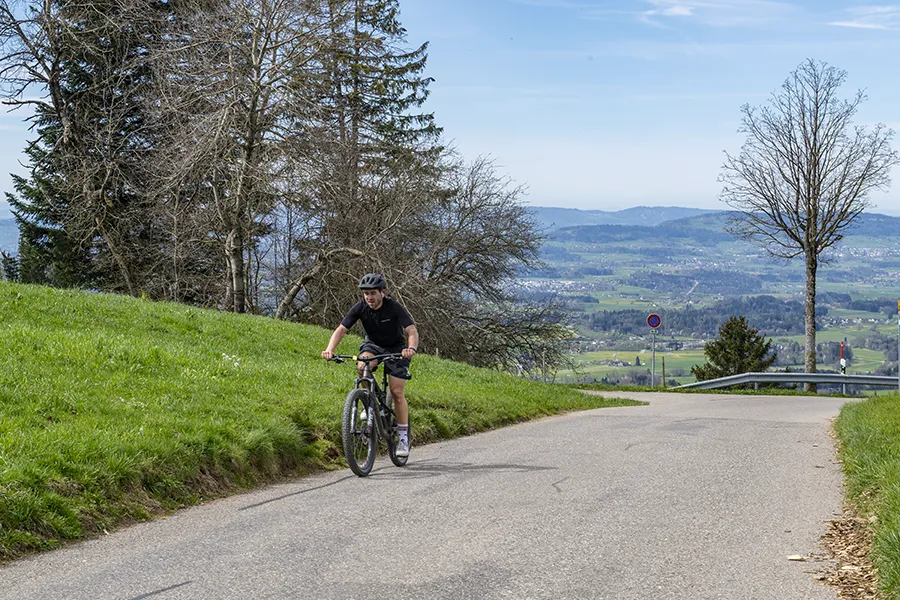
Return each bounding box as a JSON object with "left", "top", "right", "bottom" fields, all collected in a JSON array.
[
  {"left": 342, "top": 388, "right": 376, "bottom": 477},
  {"left": 387, "top": 395, "right": 409, "bottom": 468}
]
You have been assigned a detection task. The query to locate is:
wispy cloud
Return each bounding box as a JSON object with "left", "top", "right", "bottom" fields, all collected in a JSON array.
[
  {"left": 829, "top": 5, "right": 900, "bottom": 30},
  {"left": 513, "top": 0, "right": 801, "bottom": 28},
  {"left": 638, "top": 0, "right": 799, "bottom": 27},
  {"left": 655, "top": 5, "right": 695, "bottom": 17}
]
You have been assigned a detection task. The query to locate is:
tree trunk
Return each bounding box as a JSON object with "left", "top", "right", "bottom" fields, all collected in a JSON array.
[
  {"left": 274, "top": 247, "right": 363, "bottom": 319},
  {"left": 96, "top": 219, "right": 136, "bottom": 296},
  {"left": 223, "top": 252, "right": 234, "bottom": 312},
  {"left": 225, "top": 229, "right": 246, "bottom": 313},
  {"left": 275, "top": 276, "right": 308, "bottom": 320},
  {"left": 804, "top": 250, "right": 818, "bottom": 393}
]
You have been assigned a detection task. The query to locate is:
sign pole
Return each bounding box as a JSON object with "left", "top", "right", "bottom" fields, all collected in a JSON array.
[
  {"left": 840, "top": 339, "right": 847, "bottom": 396},
  {"left": 647, "top": 313, "right": 661, "bottom": 390}
]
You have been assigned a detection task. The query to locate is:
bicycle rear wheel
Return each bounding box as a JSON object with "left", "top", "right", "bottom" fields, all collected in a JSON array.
[
  {"left": 342, "top": 389, "right": 376, "bottom": 476},
  {"left": 386, "top": 398, "right": 409, "bottom": 467}
]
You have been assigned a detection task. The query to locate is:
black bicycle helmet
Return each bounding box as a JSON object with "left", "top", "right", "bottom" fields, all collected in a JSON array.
[{"left": 358, "top": 273, "right": 386, "bottom": 290}]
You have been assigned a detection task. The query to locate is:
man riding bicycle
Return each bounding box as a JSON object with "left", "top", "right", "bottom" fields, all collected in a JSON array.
[{"left": 321, "top": 273, "right": 419, "bottom": 457}]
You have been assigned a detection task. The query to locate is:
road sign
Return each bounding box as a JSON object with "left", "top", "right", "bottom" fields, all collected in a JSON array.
[{"left": 647, "top": 313, "right": 661, "bottom": 329}]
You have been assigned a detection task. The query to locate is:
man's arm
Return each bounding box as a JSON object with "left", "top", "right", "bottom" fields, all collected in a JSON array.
[
  {"left": 322, "top": 325, "right": 350, "bottom": 359},
  {"left": 402, "top": 324, "right": 419, "bottom": 359}
]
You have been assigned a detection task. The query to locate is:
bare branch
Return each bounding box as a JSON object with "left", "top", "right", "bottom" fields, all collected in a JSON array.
[{"left": 719, "top": 59, "right": 899, "bottom": 383}]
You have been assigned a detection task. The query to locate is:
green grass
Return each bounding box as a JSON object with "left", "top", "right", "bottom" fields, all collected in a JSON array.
[
  {"left": 834, "top": 395, "right": 900, "bottom": 598},
  {"left": 848, "top": 348, "right": 888, "bottom": 373},
  {"left": 780, "top": 329, "right": 874, "bottom": 344},
  {"left": 0, "top": 282, "right": 639, "bottom": 560},
  {"left": 560, "top": 349, "right": 705, "bottom": 384}
]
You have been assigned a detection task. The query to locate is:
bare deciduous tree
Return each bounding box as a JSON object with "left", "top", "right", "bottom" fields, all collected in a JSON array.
[
  {"left": 2, "top": 0, "right": 573, "bottom": 376},
  {"left": 720, "top": 59, "right": 899, "bottom": 390},
  {"left": 150, "top": 0, "right": 321, "bottom": 312}
]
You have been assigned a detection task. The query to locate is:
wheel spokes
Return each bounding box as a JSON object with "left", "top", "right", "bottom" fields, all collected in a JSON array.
[{"left": 351, "top": 399, "right": 372, "bottom": 463}]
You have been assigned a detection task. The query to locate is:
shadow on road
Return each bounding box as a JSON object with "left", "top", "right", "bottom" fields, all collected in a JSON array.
[
  {"left": 239, "top": 458, "right": 556, "bottom": 509},
  {"left": 368, "top": 457, "right": 557, "bottom": 480},
  {"left": 239, "top": 475, "right": 358, "bottom": 511},
  {"left": 126, "top": 581, "right": 193, "bottom": 600}
]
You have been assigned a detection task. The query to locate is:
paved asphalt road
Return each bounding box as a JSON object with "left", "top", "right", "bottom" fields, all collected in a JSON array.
[{"left": 0, "top": 392, "right": 850, "bottom": 600}]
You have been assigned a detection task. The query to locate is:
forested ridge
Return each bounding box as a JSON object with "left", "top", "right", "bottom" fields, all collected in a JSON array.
[{"left": 583, "top": 295, "right": 821, "bottom": 338}]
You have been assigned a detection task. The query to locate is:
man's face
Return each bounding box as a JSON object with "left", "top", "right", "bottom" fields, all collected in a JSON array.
[{"left": 362, "top": 288, "right": 385, "bottom": 309}]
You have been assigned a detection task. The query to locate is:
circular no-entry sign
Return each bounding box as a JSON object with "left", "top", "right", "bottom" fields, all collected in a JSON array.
[{"left": 647, "top": 313, "right": 661, "bottom": 329}]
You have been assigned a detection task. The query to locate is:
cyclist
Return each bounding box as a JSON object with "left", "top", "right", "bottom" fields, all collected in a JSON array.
[{"left": 322, "top": 273, "right": 419, "bottom": 457}]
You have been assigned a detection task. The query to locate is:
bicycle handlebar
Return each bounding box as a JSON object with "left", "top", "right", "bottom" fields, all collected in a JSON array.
[{"left": 327, "top": 352, "right": 405, "bottom": 364}]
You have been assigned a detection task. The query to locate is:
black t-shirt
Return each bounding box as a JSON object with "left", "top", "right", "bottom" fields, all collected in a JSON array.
[{"left": 340, "top": 297, "right": 414, "bottom": 348}]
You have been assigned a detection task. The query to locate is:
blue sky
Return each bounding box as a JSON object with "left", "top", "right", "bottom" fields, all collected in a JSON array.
[
  {"left": 400, "top": 0, "right": 900, "bottom": 214},
  {"left": 2, "top": 0, "right": 900, "bottom": 218}
]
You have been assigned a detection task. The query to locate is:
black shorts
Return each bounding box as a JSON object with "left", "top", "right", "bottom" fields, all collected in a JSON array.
[{"left": 358, "top": 341, "right": 412, "bottom": 380}]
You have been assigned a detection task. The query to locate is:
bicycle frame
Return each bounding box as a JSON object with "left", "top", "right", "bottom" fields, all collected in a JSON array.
[
  {"left": 337, "top": 353, "right": 402, "bottom": 443},
  {"left": 330, "top": 352, "right": 410, "bottom": 475}
]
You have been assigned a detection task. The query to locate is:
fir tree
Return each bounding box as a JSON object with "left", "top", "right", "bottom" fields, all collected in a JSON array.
[
  {"left": 6, "top": 107, "right": 96, "bottom": 287},
  {"left": 0, "top": 250, "right": 18, "bottom": 281},
  {"left": 317, "top": 0, "right": 442, "bottom": 181},
  {"left": 276, "top": 0, "right": 444, "bottom": 318},
  {"left": 3, "top": 0, "right": 167, "bottom": 293},
  {"left": 691, "top": 316, "right": 777, "bottom": 381}
]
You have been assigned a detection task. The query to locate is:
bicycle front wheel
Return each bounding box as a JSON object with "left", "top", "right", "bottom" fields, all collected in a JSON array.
[{"left": 342, "top": 389, "right": 376, "bottom": 477}]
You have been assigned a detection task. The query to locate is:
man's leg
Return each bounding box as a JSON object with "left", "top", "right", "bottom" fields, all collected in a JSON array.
[
  {"left": 356, "top": 352, "right": 378, "bottom": 383},
  {"left": 389, "top": 375, "right": 410, "bottom": 456},
  {"left": 389, "top": 375, "right": 408, "bottom": 424}
]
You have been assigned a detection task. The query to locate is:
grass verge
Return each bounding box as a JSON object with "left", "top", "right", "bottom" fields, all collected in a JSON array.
[
  {"left": 0, "top": 282, "right": 640, "bottom": 560},
  {"left": 834, "top": 394, "right": 900, "bottom": 598}
]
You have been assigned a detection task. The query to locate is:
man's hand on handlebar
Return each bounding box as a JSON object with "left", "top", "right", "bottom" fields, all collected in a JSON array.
[{"left": 321, "top": 349, "right": 334, "bottom": 360}]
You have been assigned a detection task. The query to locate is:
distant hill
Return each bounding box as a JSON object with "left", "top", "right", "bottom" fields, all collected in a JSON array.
[
  {"left": 666, "top": 210, "right": 900, "bottom": 239},
  {"left": 529, "top": 206, "right": 719, "bottom": 231},
  {"left": 542, "top": 208, "right": 900, "bottom": 245},
  {"left": 531, "top": 207, "right": 900, "bottom": 289},
  {"left": 0, "top": 219, "right": 17, "bottom": 253}
]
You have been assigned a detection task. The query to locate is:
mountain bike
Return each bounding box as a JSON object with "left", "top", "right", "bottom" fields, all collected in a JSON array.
[{"left": 328, "top": 353, "right": 409, "bottom": 477}]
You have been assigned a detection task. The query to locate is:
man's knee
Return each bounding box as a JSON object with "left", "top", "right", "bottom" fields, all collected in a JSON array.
[{"left": 389, "top": 378, "right": 406, "bottom": 396}]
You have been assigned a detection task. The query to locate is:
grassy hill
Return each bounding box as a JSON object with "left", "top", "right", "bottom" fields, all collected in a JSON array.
[{"left": 0, "top": 282, "right": 636, "bottom": 560}]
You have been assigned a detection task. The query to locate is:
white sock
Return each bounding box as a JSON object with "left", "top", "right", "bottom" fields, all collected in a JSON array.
[{"left": 398, "top": 424, "right": 409, "bottom": 442}]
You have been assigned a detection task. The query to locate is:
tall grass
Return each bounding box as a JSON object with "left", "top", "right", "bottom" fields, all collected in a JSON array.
[
  {"left": 0, "top": 282, "right": 637, "bottom": 560},
  {"left": 835, "top": 394, "right": 900, "bottom": 598}
]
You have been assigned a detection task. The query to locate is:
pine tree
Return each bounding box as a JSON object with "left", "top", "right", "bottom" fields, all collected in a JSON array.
[
  {"left": 6, "top": 107, "right": 96, "bottom": 287},
  {"left": 317, "top": 0, "right": 441, "bottom": 182},
  {"left": 0, "top": 250, "right": 18, "bottom": 281},
  {"left": 2, "top": 0, "right": 168, "bottom": 293},
  {"left": 275, "top": 0, "right": 444, "bottom": 319},
  {"left": 691, "top": 316, "right": 777, "bottom": 381}
]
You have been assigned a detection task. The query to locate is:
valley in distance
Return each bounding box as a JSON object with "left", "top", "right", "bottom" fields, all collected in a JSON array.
[{"left": 525, "top": 205, "right": 900, "bottom": 388}]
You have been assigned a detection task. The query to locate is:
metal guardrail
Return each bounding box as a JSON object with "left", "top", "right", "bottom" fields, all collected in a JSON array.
[{"left": 676, "top": 372, "right": 899, "bottom": 390}]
